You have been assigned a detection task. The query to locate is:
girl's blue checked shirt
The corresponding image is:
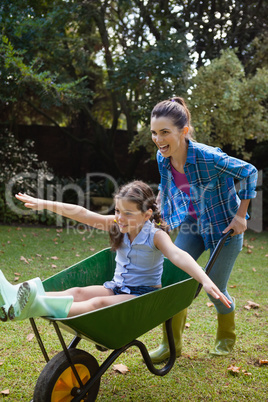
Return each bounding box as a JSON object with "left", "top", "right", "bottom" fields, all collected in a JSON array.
[{"left": 157, "top": 140, "right": 258, "bottom": 250}]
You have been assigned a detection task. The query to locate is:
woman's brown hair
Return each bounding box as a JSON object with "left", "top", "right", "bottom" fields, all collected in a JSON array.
[
  {"left": 109, "top": 180, "right": 169, "bottom": 250},
  {"left": 151, "top": 96, "right": 194, "bottom": 138}
]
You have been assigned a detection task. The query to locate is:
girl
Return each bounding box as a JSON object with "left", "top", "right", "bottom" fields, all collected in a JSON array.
[
  {"left": 149, "top": 97, "right": 258, "bottom": 361},
  {"left": 0, "top": 181, "right": 231, "bottom": 322}
]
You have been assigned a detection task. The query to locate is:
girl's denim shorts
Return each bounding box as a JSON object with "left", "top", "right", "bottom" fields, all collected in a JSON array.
[{"left": 113, "top": 285, "right": 159, "bottom": 296}]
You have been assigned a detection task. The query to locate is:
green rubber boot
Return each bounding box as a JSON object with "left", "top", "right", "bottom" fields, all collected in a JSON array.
[
  {"left": 210, "top": 310, "right": 236, "bottom": 356},
  {"left": 8, "top": 279, "right": 73, "bottom": 321},
  {"left": 0, "top": 270, "right": 21, "bottom": 320},
  {"left": 0, "top": 271, "right": 45, "bottom": 322},
  {"left": 149, "top": 308, "right": 187, "bottom": 363}
]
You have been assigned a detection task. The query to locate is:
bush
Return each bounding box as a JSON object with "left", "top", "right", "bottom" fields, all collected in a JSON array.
[{"left": 0, "top": 128, "right": 57, "bottom": 225}]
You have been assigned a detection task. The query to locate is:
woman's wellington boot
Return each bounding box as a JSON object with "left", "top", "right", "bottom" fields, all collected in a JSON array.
[
  {"left": 210, "top": 310, "right": 236, "bottom": 355},
  {"left": 8, "top": 280, "right": 73, "bottom": 321},
  {"left": 149, "top": 308, "right": 187, "bottom": 363}
]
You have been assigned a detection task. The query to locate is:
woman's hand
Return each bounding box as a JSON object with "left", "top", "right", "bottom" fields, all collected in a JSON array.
[
  {"left": 223, "top": 199, "right": 250, "bottom": 236},
  {"left": 15, "top": 193, "right": 45, "bottom": 210},
  {"left": 202, "top": 281, "right": 232, "bottom": 309},
  {"left": 223, "top": 215, "right": 247, "bottom": 236}
]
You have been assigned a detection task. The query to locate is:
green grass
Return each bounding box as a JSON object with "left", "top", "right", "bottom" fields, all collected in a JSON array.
[{"left": 0, "top": 225, "right": 267, "bottom": 401}]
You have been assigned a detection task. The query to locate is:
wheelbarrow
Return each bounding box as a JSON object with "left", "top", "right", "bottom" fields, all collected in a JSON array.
[{"left": 28, "top": 230, "right": 233, "bottom": 401}]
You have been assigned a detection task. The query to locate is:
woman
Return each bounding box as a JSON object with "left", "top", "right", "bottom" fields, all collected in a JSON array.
[{"left": 149, "top": 97, "right": 258, "bottom": 362}]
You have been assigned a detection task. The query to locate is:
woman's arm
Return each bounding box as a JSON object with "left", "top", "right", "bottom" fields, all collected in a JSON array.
[
  {"left": 154, "top": 230, "right": 231, "bottom": 308},
  {"left": 15, "top": 193, "right": 114, "bottom": 231}
]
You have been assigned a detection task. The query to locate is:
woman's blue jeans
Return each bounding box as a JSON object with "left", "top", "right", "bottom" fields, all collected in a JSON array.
[{"left": 174, "top": 216, "right": 243, "bottom": 314}]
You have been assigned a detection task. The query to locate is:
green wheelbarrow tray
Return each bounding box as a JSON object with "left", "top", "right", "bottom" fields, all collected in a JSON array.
[
  {"left": 29, "top": 231, "right": 233, "bottom": 401},
  {"left": 42, "top": 248, "right": 198, "bottom": 350}
]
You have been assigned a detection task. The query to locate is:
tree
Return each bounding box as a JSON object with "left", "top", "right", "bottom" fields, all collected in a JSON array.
[
  {"left": 130, "top": 48, "right": 268, "bottom": 159},
  {"left": 0, "top": 0, "right": 190, "bottom": 178},
  {"left": 1, "top": 0, "right": 267, "bottom": 176},
  {"left": 189, "top": 49, "right": 268, "bottom": 158},
  {"left": 180, "top": 0, "right": 268, "bottom": 68}
]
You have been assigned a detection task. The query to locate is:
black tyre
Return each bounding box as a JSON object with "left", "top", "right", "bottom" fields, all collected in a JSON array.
[{"left": 33, "top": 348, "right": 100, "bottom": 402}]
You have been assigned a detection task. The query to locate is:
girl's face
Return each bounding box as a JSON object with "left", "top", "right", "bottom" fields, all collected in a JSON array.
[
  {"left": 151, "top": 116, "right": 187, "bottom": 158},
  {"left": 114, "top": 198, "right": 152, "bottom": 240}
]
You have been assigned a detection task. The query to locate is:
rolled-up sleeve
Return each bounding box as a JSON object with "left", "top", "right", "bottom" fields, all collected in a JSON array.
[{"left": 214, "top": 151, "right": 258, "bottom": 199}]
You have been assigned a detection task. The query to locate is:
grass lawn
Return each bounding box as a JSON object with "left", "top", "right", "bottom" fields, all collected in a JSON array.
[{"left": 0, "top": 225, "right": 267, "bottom": 401}]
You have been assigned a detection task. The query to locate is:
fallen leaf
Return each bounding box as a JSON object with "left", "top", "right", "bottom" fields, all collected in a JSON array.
[
  {"left": 20, "top": 256, "right": 29, "bottom": 264},
  {"left": 1, "top": 389, "right": 10, "bottom": 395},
  {"left": 247, "top": 249, "right": 252, "bottom": 254},
  {"left": 230, "top": 285, "right": 237, "bottom": 288},
  {"left": 51, "top": 256, "right": 59, "bottom": 260},
  {"left": 259, "top": 359, "right": 268, "bottom": 365},
  {"left": 90, "top": 248, "right": 95, "bottom": 251},
  {"left": 14, "top": 277, "right": 20, "bottom": 282},
  {"left": 185, "top": 323, "right": 190, "bottom": 328},
  {"left": 206, "top": 302, "right": 214, "bottom": 307},
  {"left": 242, "top": 370, "right": 252, "bottom": 376},
  {"left": 113, "top": 363, "right": 129, "bottom": 374},
  {"left": 36, "top": 254, "right": 42, "bottom": 258},
  {"left": 0, "top": 361, "right": 3, "bottom": 366},
  {"left": 244, "top": 305, "right": 251, "bottom": 310},
  {"left": 227, "top": 365, "right": 241, "bottom": 375},
  {"left": 51, "top": 264, "right": 57, "bottom": 268},
  {"left": 265, "top": 254, "right": 268, "bottom": 257},
  {"left": 27, "top": 333, "right": 35, "bottom": 341},
  {"left": 252, "top": 268, "right": 256, "bottom": 272},
  {"left": 14, "top": 272, "right": 21, "bottom": 276},
  {"left": 247, "top": 300, "right": 260, "bottom": 309}
]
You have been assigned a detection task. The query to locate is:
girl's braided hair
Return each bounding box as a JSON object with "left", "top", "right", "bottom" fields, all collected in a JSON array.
[{"left": 109, "top": 180, "right": 169, "bottom": 251}]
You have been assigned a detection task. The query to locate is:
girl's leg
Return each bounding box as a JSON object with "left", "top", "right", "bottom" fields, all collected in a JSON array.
[
  {"left": 68, "top": 294, "right": 136, "bottom": 317},
  {"left": 207, "top": 233, "right": 243, "bottom": 314},
  {"left": 47, "top": 285, "right": 114, "bottom": 302}
]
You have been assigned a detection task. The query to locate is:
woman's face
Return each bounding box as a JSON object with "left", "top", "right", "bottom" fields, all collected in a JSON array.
[{"left": 151, "top": 116, "right": 186, "bottom": 158}]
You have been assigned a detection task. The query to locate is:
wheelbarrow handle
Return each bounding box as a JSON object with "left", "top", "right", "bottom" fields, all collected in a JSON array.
[{"left": 194, "top": 229, "right": 234, "bottom": 299}]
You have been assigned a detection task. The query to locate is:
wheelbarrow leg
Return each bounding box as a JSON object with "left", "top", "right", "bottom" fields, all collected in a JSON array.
[
  {"left": 52, "top": 321, "right": 84, "bottom": 389},
  {"left": 29, "top": 318, "right": 50, "bottom": 363}
]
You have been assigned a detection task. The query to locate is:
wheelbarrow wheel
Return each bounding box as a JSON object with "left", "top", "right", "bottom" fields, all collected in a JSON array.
[{"left": 33, "top": 348, "right": 100, "bottom": 402}]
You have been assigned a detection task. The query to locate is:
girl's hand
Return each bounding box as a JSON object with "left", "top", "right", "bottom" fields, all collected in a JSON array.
[
  {"left": 15, "top": 193, "right": 44, "bottom": 211},
  {"left": 202, "top": 281, "right": 232, "bottom": 309}
]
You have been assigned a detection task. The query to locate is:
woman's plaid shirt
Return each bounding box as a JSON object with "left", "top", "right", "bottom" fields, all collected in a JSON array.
[{"left": 157, "top": 140, "right": 258, "bottom": 249}]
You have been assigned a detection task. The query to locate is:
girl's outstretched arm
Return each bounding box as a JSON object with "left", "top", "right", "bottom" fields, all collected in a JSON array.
[
  {"left": 154, "top": 230, "right": 231, "bottom": 309},
  {"left": 15, "top": 193, "right": 115, "bottom": 231}
]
